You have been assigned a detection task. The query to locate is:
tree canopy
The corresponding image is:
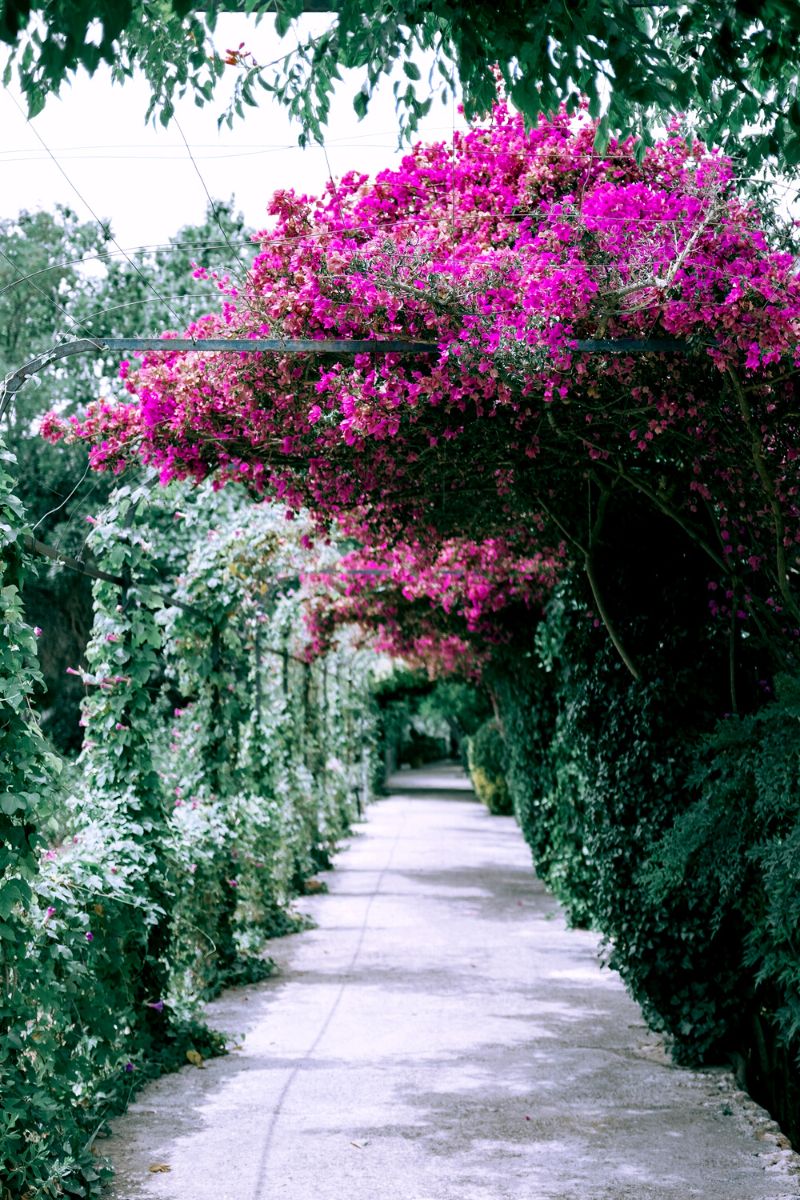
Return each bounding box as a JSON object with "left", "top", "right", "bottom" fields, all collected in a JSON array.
[{"left": 3, "top": 1, "right": 800, "bottom": 171}]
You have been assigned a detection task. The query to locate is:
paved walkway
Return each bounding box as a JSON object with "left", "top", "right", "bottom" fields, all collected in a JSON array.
[{"left": 107, "top": 764, "right": 798, "bottom": 1199}]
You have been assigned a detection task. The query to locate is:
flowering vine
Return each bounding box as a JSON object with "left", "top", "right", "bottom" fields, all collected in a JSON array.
[{"left": 42, "top": 102, "right": 800, "bottom": 677}]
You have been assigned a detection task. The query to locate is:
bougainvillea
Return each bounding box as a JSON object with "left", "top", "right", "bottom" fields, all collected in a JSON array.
[
  {"left": 303, "top": 535, "right": 564, "bottom": 674},
  {"left": 43, "top": 101, "right": 800, "bottom": 672}
]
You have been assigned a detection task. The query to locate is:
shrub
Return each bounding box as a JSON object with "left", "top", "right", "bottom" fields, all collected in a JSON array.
[
  {"left": 467, "top": 719, "right": 513, "bottom": 815},
  {"left": 645, "top": 674, "right": 800, "bottom": 1132}
]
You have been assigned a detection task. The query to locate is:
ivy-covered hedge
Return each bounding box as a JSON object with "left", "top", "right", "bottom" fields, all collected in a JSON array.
[
  {"left": 0, "top": 472, "right": 380, "bottom": 1200},
  {"left": 466, "top": 719, "right": 513, "bottom": 815},
  {"left": 646, "top": 675, "right": 800, "bottom": 1140},
  {"left": 492, "top": 574, "right": 800, "bottom": 1141}
]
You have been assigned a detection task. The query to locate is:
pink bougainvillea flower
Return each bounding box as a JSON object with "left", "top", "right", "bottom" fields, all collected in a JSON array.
[{"left": 43, "top": 100, "right": 800, "bottom": 665}]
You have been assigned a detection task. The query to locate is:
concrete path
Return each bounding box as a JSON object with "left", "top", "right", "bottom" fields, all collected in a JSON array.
[{"left": 106, "top": 763, "right": 799, "bottom": 1199}]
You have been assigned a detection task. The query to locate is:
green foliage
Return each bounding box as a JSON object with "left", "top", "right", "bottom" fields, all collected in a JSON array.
[
  {"left": 372, "top": 666, "right": 433, "bottom": 775},
  {"left": 644, "top": 675, "right": 800, "bottom": 1126},
  {"left": 0, "top": 207, "right": 106, "bottom": 381},
  {"left": 0, "top": 200, "right": 252, "bottom": 752},
  {"left": 0, "top": 437, "right": 69, "bottom": 1198},
  {"left": 373, "top": 667, "right": 489, "bottom": 775},
  {"left": 492, "top": 630, "right": 597, "bottom": 927},
  {"left": 417, "top": 678, "right": 490, "bottom": 763},
  {"left": 466, "top": 718, "right": 512, "bottom": 815},
  {"left": 5, "top": 2, "right": 800, "bottom": 170},
  {"left": 495, "top": 561, "right": 800, "bottom": 1105},
  {"left": 0, "top": 474, "right": 381, "bottom": 1197}
]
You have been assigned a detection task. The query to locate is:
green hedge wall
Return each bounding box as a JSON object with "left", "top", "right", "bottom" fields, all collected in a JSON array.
[
  {"left": 491, "top": 579, "right": 800, "bottom": 1141},
  {"left": 0, "top": 477, "right": 381, "bottom": 1200},
  {"left": 466, "top": 719, "right": 513, "bottom": 815}
]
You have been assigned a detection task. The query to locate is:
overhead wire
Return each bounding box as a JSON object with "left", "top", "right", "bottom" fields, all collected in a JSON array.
[
  {"left": 173, "top": 116, "right": 251, "bottom": 286},
  {"left": 6, "top": 90, "right": 190, "bottom": 331},
  {"left": 1, "top": 170, "right": 791, "bottom": 309},
  {"left": 0, "top": 130, "right": 465, "bottom": 163},
  {"left": 76, "top": 293, "right": 240, "bottom": 329},
  {"left": 0, "top": 135, "right": 790, "bottom": 170},
  {"left": 0, "top": 240, "right": 259, "bottom": 299},
  {"left": 31, "top": 461, "right": 92, "bottom": 534}
]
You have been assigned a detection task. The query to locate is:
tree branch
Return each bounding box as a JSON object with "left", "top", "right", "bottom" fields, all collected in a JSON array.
[{"left": 583, "top": 552, "right": 642, "bottom": 683}]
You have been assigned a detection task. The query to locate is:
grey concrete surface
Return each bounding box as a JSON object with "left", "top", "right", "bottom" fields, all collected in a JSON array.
[{"left": 105, "top": 763, "right": 799, "bottom": 1200}]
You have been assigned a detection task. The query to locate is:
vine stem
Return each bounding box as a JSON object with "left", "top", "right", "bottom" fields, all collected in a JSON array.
[
  {"left": 729, "top": 598, "right": 739, "bottom": 716},
  {"left": 583, "top": 552, "right": 642, "bottom": 683},
  {"left": 728, "top": 369, "right": 800, "bottom": 623},
  {"left": 535, "top": 490, "right": 642, "bottom": 683},
  {"left": 592, "top": 453, "right": 729, "bottom": 575}
]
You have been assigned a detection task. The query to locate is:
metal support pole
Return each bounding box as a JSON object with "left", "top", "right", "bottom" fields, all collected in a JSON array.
[{"left": 0, "top": 334, "right": 698, "bottom": 421}]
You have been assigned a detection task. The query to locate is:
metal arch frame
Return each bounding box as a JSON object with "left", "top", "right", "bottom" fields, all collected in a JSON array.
[
  {"left": 1, "top": 331, "right": 699, "bottom": 594},
  {"left": 0, "top": 325, "right": 725, "bottom": 699},
  {"left": 0, "top": 334, "right": 696, "bottom": 421}
]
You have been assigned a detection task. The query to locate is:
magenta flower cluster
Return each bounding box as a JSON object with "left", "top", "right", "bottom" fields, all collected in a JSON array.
[{"left": 42, "top": 101, "right": 800, "bottom": 663}]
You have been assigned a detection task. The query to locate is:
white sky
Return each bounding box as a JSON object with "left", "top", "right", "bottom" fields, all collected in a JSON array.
[{"left": 0, "top": 13, "right": 465, "bottom": 251}]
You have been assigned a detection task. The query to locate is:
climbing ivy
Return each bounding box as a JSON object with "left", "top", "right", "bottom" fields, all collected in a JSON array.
[
  {"left": 492, "top": 564, "right": 800, "bottom": 1150},
  {"left": 0, "top": 472, "right": 381, "bottom": 1198}
]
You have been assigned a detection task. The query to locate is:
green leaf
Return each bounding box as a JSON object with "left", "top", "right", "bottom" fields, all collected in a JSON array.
[
  {"left": 0, "top": 879, "right": 31, "bottom": 919},
  {"left": 275, "top": 9, "right": 294, "bottom": 38},
  {"left": 0, "top": 793, "right": 27, "bottom": 816},
  {"left": 353, "top": 89, "right": 369, "bottom": 120}
]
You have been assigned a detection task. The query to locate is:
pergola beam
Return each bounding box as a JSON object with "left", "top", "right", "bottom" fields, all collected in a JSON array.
[{"left": 0, "top": 334, "right": 695, "bottom": 420}]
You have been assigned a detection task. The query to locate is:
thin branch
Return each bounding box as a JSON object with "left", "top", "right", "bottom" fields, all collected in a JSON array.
[
  {"left": 536, "top": 488, "right": 641, "bottom": 681},
  {"left": 597, "top": 457, "right": 729, "bottom": 575},
  {"left": 584, "top": 552, "right": 642, "bottom": 683},
  {"left": 727, "top": 369, "right": 800, "bottom": 622}
]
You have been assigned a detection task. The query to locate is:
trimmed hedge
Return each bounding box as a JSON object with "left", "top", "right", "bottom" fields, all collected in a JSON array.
[
  {"left": 491, "top": 576, "right": 800, "bottom": 1140},
  {"left": 466, "top": 719, "right": 513, "bottom": 815}
]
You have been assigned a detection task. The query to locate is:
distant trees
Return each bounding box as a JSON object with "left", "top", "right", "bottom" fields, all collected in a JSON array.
[{"left": 0, "top": 199, "right": 251, "bottom": 748}]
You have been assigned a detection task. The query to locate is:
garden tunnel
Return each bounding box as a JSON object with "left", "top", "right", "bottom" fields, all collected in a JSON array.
[{"left": 2, "top": 103, "right": 800, "bottom": 1196}]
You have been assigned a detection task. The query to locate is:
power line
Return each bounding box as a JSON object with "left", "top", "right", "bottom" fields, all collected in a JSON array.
[
  {"left": 173, "top": 117, "right": 250, "bottom": 286},
  {"left": 77, "top": 293, "right": 242, "bottom": 329},
  {"left": 3, "top": 185, "right": 786, "bottom": 307},
  {"left": 31, "top": 461, "right": 91, "bottom": 534},
  {"left": 0, "top": 240, "right": 255, "bottom": 299},
  {"left": 6, "top": 92, "right": 189, "bottom": 331}
]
